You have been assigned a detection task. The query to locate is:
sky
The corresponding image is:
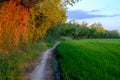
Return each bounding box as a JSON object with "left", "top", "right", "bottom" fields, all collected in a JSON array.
[{"left": 67, "top": 0, "right": 120, "bottom": 32}]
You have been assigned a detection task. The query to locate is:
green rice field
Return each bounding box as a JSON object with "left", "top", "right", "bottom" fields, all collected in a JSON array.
[{"left": 56, "top": 39, "right": 120, "bottom": 80}]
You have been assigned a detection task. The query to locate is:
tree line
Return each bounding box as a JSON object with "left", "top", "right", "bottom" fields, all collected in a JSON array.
[{"left": 47, "top": 21, "right": 120, "bottom": 39}]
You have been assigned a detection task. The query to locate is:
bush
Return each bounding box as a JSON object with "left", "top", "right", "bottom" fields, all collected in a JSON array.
[{"left": 59, "top": 36, "right": 73, "bottom": 41}]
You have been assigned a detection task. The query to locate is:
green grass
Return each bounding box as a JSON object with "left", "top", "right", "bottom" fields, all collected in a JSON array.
[
  {"left": 0, "top": 42, "right": 47, "bottom": 80},
  {"left": 56, "top": 39, "right": 120, "bottom": 80}
]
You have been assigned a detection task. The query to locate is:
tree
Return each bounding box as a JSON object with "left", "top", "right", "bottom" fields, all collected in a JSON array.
[
  {"left": 0, "top": 0, "right": 79, "bottom": 53},
  {"left": 0, "top": 0, "right": 30, "bottom": 51}
]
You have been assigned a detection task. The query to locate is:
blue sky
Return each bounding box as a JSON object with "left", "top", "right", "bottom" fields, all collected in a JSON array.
[{"left": 67, "top": 0, "right": 120, "bottom": 31}]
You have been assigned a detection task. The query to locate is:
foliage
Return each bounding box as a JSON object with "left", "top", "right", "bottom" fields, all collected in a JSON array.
[
  {"left": 0, "top": 0, "right": 30, "bottom": 51},
  {"left": 47, "top": 22, "right": 120, "bottom": 39},
  {"left": 62, "top": 0, "right": 80, "bottom": 6},
  {"left": 0, "top": 42, "right": 47, "bottom": 80},
  {"left": 27, "top": 0, "right": 66, "bottom": 42},
  {"left": 56, "top": 39, "right": 120, "bottom": 80},
  {"left": 46, "top": 23, "right": 79, "bottom": 39},
  {"left": 59, "top": 36, "right": 73, "bottom": 41},
  {"left": 0, "top": 0, "right": 79, "bottom": 79},
  {"left": 0, "top": 0, "right": 80, "bottom": 52}
]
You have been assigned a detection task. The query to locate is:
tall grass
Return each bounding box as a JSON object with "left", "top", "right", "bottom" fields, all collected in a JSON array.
[
  {"left": 56, "top": 39, "right": 120, "bottom": 80},
  {"left": 0, "top": 42, "right": 47, "bottom": 80}
]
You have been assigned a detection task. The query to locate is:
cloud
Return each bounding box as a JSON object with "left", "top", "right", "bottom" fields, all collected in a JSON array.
[
  {"left": 67, "top": 10, "right": 120, "bottom": 20},
  {"left": 89, "top": 9, "right": 101, "bottom": 13}
]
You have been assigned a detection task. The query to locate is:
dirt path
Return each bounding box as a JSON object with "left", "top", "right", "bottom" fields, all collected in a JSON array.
[{"left": 29, "top": 43, "right": 59, "bottom": 80}]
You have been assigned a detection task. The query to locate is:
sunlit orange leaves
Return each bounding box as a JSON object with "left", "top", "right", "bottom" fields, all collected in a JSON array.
[
  {"left": 0, "top": 0, "right": 66, "bottom": 53},
  {"left": 0, "top": 0, "right": 30, "bottom": 52}
]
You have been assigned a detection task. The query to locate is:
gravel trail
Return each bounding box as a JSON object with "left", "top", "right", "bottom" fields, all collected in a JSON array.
[{"left": 29, "top": 43, "right": 59, "bottom": 80}]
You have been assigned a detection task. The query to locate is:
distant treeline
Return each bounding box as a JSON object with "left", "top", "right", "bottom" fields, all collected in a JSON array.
[{"left": 47, "top": 21, "right": 120, "bottom": 39}]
